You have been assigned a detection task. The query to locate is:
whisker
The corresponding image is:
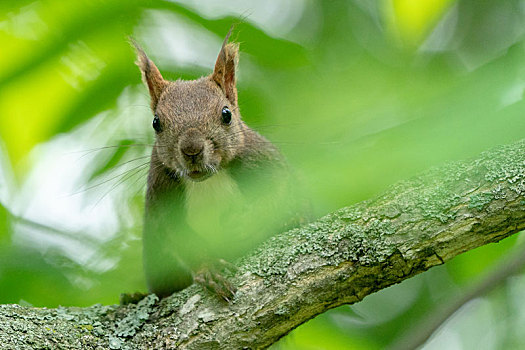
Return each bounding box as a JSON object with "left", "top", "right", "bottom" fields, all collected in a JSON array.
[
  {"left": 70, "top": 143, "right": 157, "bottom": 159},
  {"left": 68, "top": 161, "right": 151, "bottom": 197},
  {"left": 133, "top": 178, "right": 149, "bottom": 198},
  {"left": 248, "top": 123, "right": 302, "bottom": 129},
  {"left": 92, "top": 163, "right": 150, "bottom": 207},
  {"left": 105, "top": 155, "right": 152, "bottom": 171}
]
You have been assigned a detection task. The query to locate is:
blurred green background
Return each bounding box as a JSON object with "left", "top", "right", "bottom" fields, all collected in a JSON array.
[{"left": 1, "top": 0, "right": 525, "bottom": 349}]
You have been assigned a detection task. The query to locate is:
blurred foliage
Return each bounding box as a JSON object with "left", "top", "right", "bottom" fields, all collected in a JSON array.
[{"left": 1, "top": 0, "right": 525, "bottom": 349}]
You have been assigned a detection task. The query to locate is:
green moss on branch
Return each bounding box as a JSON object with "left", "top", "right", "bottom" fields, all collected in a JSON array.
[{"left": 2, "top": 140, "right": 525, "bottom": 349}]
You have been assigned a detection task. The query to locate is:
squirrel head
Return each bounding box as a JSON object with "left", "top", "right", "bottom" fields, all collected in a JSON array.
[{"left": 132, "top": 31, "right": 245, "bottom": 182}]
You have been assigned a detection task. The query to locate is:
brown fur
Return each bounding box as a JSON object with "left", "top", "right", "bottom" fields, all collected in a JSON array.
[
  {"left": 131, "top": 39, "right": 168, "bottom": 110},
  {"left": 133, "top": 32, "right": 291, "bottom": 299}
]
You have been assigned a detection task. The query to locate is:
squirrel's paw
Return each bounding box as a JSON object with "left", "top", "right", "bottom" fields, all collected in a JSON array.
[{"left": 194, "top": 262, "right": 237, "bottom": 302}]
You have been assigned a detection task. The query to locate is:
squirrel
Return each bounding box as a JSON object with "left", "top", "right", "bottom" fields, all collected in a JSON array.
[{"left": 131, "top": 30, "right": 299, "bottom": 301}]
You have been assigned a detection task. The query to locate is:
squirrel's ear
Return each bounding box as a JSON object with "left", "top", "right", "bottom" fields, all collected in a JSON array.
[
  {"left": 130, "top": 39, "right": 168, "bottom": 109},
  {"left": 212, "top": 29, "right": 239, "bottom": 105}
]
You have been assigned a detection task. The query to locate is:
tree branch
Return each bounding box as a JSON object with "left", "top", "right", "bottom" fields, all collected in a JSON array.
[
  {"left": 391, "top": 239, "right": 525, "bottom": 350},
  {"left": 2, "top": 139, "right": 525, "bottom": 349}
]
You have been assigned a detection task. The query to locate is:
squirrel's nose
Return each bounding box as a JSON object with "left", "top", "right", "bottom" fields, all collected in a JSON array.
[
  {"left": 180, "top": 128, "right": 205, "bottom": 159},
  {"left": 181, "top": 143, "right": 203, "bottom": 157}
]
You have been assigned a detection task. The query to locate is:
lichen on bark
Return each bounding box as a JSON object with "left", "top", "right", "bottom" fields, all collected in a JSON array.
[{"left": 1, "top": 139, "right": 525, "bottom": 349}]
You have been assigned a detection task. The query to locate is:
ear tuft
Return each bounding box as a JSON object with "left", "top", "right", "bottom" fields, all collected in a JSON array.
[
  {"left": 212, "top": 28, "right": 239, "bottom": 105},
  {"left": 129, "top": 38, "right": 168, "bottom": 110}
]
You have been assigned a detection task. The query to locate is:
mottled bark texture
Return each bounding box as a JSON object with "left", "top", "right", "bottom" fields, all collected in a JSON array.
[{"left": 2, "top": 139, "right": 525, "bottom": 350}]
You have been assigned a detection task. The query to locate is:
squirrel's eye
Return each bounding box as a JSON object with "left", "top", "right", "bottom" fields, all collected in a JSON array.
[
  {"left": 152, "top": 114, "right": 162, "bottom": 133},
  {"left": 221, "top": 106, "right": 232, "bottom": 125}
]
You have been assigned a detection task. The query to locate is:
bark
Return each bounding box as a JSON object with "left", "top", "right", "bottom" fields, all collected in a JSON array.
[{"left": 2, "top": 139, "right": 525, "bottom": 350}]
